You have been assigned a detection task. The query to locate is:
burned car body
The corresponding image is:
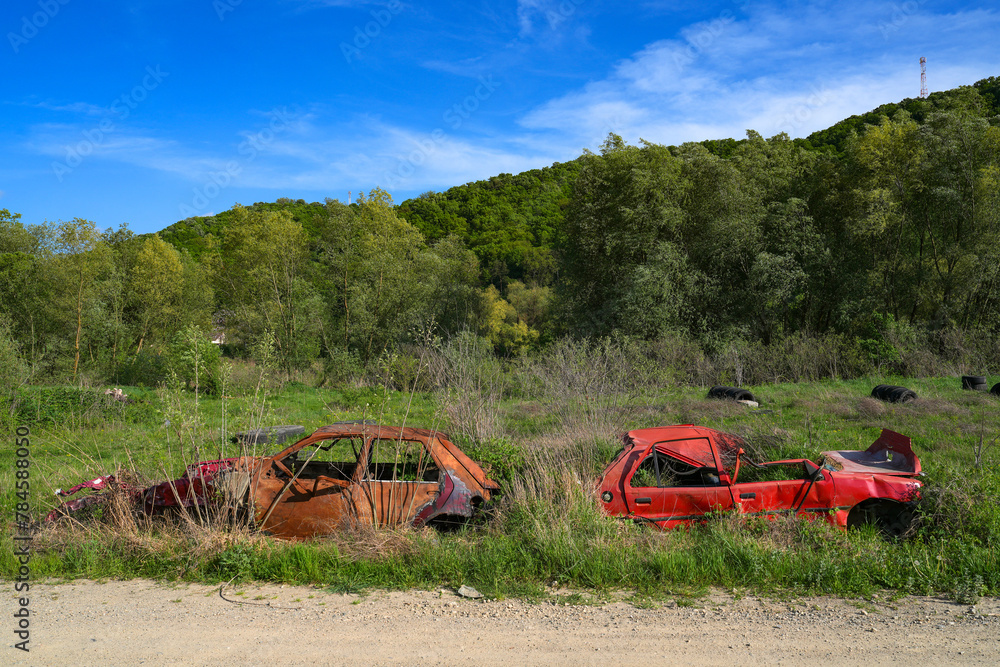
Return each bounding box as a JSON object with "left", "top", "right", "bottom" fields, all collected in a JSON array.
[
  {"left": 49, "top": 423, "right": 500, "bottom": 539},
  {"left": 597, "top": 425, "right": 922, "bottom": 535}
]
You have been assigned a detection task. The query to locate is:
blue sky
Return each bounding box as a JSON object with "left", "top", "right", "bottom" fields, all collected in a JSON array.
[{"left": 2, "top": 0, "right": 998, "bottom": 234}]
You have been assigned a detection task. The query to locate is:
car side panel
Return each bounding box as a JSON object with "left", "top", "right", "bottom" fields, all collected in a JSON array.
[
  {"left": 623, "top": 484, "right": 735, "bottom": 528},
  {"left": 826, "top": 474, "right": 922, "bottom": 526},
  {"left": 352, "top": 479, "right": 439, "bottom": 526},
  {"left": 732, "top": 477, "right": 836, "bottom": 521},
  {"left": 251, "top": 465, "right": 354, "bottom": 539}
]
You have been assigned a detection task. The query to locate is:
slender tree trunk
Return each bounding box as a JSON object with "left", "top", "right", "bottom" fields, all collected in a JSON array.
[
  {"left": 73, "top": 271, "right": 83, "bottom": 379},
  {"left": 343, "top": 268, "right": 350, "bottom": 347}
]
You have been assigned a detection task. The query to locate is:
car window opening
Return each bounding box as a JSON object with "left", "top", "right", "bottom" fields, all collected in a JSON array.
[
  {"left": 281, "top": 437, "right": 363, "bottom": 481},
  {"left": 629, "top": 452, "right": 721, "bottom": 488},
  {"left": 370, "top": 439, "right": 440, "bottom": 482},
  {"left": 734, "top": 461, "right": 814, "bottom": 484}
]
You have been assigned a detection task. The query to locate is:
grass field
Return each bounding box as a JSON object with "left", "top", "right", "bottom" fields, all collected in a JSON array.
[{"left": 3, "top": 370, "right": 999, "bottom": 602}]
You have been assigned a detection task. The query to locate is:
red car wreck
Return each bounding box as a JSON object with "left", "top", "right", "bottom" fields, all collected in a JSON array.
[
  {"left": 49, "top": 423, "right": 500, "bottom": 539},
  {"left": 597, "top": 425, "right": 922, "bottom": 536}
]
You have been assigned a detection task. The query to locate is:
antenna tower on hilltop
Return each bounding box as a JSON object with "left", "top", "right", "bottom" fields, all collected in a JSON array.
[{"left": 920, "top": 57, "right": 928, "bottom": 99}]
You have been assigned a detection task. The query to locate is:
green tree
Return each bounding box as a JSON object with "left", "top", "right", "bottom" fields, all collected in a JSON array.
[
  {"left": 844, "top": 109, "right": 1000, "bottom": 330},
  {"left": 560, "top": 134, "right": 688, "bottom": 336},
  {"left": 215, "top": 204, "right": 320, "bottom": 370},
  {"left": 0, "top": 312, "right": 30, "bottom": 392},
  {"left": 132, "top": 235, "right": 184, "bottom": 353},
  {"left": 480, "top": 285, "right": 538, "bottom": 356},
  {"left": 318, "top": 191, "right": 483, "bottom": 361},
  {"left": 169, "top": 324, "right": 222, "bottom": 394},
  {"left": 346, "top": 188, "right": 433, "bottom": 360},
  {"left": 50, "top": 218, "right": 112, "bottom": 379}
]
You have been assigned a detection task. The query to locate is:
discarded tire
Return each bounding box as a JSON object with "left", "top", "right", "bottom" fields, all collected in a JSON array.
[
  {"left": 871, "top": 385, "right": 917, "bottom": 403},
  {"left": 231, "top": 425, "right": 306, "bottom": 446},
  {"left": 991, "top": 383, "right": 1000, "bottom": 396},
  {"left": 962, "top": 375, "right": 988, "bottom": 391},
  {"left": 707, "top": 385, "right": 756, "bottom": 402}
]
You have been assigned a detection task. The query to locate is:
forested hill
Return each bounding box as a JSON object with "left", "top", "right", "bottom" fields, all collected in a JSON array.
[
  {"left": 396, "top": 160, "right": 583, "bottom": 287},
  {"left": 159, "top": 198, "right": 328, "bottom": 259},
  {"left": 157, "top": 160, "right": 582, "bottom": 288},
  {"left": 799, "top": 75, "right": 1000, "bottom": 155},
  {"left": 157, "top": 76, "right": 1000, "bottom": 281}
]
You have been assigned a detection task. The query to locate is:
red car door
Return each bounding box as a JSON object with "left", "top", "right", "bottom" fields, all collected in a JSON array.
[
  {"left": 731, "top": 460, "right": 835, "bottom": 520},
  {"left": 622, "top": 443, "right": 735, "bottom": 528}
]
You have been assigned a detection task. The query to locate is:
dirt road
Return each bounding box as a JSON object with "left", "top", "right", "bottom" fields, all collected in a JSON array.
[{"left": 7, "top": 579, "right": 1000, "bottom": 665}]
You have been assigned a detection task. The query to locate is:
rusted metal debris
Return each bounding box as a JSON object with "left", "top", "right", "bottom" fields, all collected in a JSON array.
[{"left": 48, "top": 423, "right": 500, "bottom": 540}]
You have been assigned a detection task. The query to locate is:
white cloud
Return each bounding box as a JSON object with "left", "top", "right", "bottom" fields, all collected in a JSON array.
[
  {"left": 22, "top": 110, "right": 550, "bottom": 200},
  {"left": 27, "top": 101, "right": 108, "bottom": 116},
  {"left": 516, "top": 0, "right": 587, "bottom": 39},
  {"left": 516, "top": 0, "right": 543, "bottom": 36}
]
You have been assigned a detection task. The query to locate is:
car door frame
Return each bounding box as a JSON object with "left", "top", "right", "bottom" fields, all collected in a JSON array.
[{"left": 622, "top": 440, "right": 735, "bottom": 528}]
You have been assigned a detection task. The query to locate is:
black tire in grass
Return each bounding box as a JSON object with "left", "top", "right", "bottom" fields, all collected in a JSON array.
[
  {"left": 707, "top": 385, "right": 756, "bottom": 402},
  {"left": 962, "top": 375, "right": 988, "bottom": 391},
  {"left": 231, "top": 425, "right": 306, "bottom": 447},
  {"left": 991, "top": 383, "right": 1000, "bottom": 397},
  {"left": 871, "top": 384, "right": 917, "bottom": 403}
]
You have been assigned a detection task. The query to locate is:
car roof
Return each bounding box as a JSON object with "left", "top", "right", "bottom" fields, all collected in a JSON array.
[{"left": 625, "top": 425, "right": 742, "bottom": 467}]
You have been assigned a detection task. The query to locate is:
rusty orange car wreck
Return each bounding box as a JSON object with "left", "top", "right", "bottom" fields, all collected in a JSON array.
[
  {"left": 597, "top": 425, "right": 922, "bottom": 536},
  {"left": 48, "top": 423, "right": 500, "bottom": 539}
]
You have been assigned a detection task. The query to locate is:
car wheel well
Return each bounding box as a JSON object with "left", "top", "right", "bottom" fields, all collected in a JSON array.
[
  {"left": 427, "top": 513, "right": 471, "bottom": 531},
  {"left": 427, "top": 496, "right": 490, "bottom": 531},
  {"left": 847, "top": 498, "right": 915, "bottom": 538}
]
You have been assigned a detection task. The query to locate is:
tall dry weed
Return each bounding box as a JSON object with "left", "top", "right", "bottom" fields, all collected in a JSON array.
[
  {"left": 516, "top": 337, "right": 645, "bottom": 446},
  {"left": 426, "top": 332, "right": 506, "bottom": 443}
]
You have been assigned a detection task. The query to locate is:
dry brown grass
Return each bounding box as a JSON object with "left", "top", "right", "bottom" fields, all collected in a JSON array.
[
  {"left": 36, "top": 506, "right": 267, "bottom": 576},
  {"left": 40, "top": 493, "right": 438, "bottom": 573},
  {"left": 671, "top": 397, "right": 751, "bottom": 424},
  {"left": 853, "top": 397, "right": 888, "bottom": 421},
  {"left": 912, "top": 396, "right": 966, "bottom": 417}
]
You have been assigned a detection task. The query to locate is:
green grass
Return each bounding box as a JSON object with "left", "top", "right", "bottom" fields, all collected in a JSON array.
[{"left": 3, "top": 373, "right": 999, "bottom": 601}]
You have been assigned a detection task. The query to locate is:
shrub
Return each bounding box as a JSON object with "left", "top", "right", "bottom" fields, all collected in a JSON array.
[
  {"left": 168, "top": 325, "right": 222, "bottom": 394},
  {"left": 6, "top": 386, "right": 159, "bottom": 426},
  {"left": 318, "top": 346, "right": 363, "bottom": 387},
  {"left": 464, "top": 437, "right": 526, "bottom": 486},
  {"left": 113, "top": 350, "right": 168, "bottom": 387}
]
